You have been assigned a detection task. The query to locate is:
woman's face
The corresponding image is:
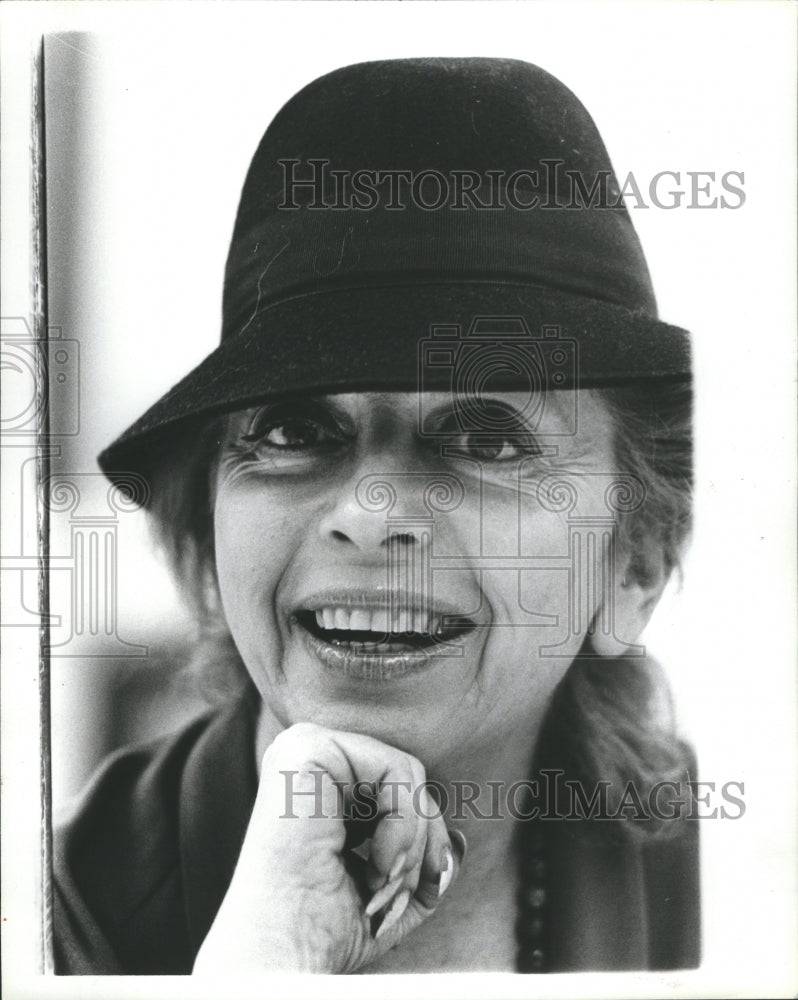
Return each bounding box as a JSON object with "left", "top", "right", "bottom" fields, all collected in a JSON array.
[{"left": 213, "top": 390, "right": 622, "bottom": 769}]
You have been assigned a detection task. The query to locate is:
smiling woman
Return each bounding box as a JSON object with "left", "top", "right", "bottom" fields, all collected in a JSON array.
[
  {"left": 53, "top": 58, "right": 698, "bottom": 974},
  {"left": 212, "top": 391, "right": 615, "bottom": 721}
]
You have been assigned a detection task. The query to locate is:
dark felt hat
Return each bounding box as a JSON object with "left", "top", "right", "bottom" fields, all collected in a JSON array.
[{"left": 99, "top": 57, "right": 691, "bottom": 494}]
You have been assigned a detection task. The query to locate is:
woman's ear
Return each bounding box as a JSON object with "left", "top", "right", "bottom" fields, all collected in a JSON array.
[{"left": 590, "top": 548, "right": 669, "bottom": 657}]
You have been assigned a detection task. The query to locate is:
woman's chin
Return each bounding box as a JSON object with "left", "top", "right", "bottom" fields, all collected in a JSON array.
[{"left": 265, "top": 635, "right": 486, "bottom": 756}]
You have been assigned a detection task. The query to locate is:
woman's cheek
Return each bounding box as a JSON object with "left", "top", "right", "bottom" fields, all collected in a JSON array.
[
  {"left": 473, "top": 505, "right": 583, "bottom": 700},
  {"left": 215, "top": 479, "right": 301, "bottom": 577},
  {"left": 213, "top": 490, "right": 297, "bottom": 682}
]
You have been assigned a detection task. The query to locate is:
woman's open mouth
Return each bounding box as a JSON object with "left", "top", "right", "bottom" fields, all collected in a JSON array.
[{"left": 292, "top": 592, "right": 479, "bottom": 680}]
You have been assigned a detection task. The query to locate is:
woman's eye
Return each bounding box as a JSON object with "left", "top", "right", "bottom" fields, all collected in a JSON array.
[
  {"left": 240, "top": 408, "right": 345, "bottom": 451},
  {"left": 246, "top": 419, "right": 323, "bottom": 449},
  {"left": 449, "top": 431, "right": 543, "bottom": 462},
  {"left": 429, "top": 404, "right": 544, "bottom": 463}
]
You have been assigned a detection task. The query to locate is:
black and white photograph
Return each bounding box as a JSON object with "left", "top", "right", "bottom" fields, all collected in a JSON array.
[{"left": 1, "top": 2, "right": 796, "bottom": 997}]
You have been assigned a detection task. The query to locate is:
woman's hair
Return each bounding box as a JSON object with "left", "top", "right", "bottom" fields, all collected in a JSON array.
[
  {"left": 599, "top": 380, "right": 693, "bottom": 588},
  {"left": 536, "top": 379, "right": 695, "bottom": 835},
  {"left": 148, "top": 378, "right": 694, "bottom": 829}
]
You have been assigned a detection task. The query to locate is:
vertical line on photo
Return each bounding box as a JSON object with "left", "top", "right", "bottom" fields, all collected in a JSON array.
[
  {"left": 387, "top": 531, "right": 398, "bottom": 633},
  {"left": 570, "top": 527, "right": 582, "bottom": 637},
  {"left": 73, "top": 530, "right": 84, "bottom": 636},
  {"left": 404, "top": 538, "right": 411, "bottom": 633},
  {"left": 409, "top": 532, "right": 416, "bottom": 627},
  {"left": 34, "top": 35, "right": 53, "bottom": 973},
  {"left": 601, "top": 526, "right": 614, "bottom": 640},
  {"left": 588, "top": 530, "right": 598, "bottom": 638},
  {"left": 104, "top": 529, "right": 114, "bottom": 636},
  {"left": 479, "top": 467, "right": 486, "bottom": 556},
  {"left": 89, "top": 531, "right": 99, "bottom": 636},
  {"left": 420, "top": 529, "right": 432, "bottom": 623}
]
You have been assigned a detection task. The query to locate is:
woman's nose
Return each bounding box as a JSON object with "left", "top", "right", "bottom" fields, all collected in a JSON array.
[{"left": 316, "top": 469, "right": 428, "bottom": 555}]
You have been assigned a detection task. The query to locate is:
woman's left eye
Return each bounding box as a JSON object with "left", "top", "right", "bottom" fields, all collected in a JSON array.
[{"left": 448, "top": 431, "right": 543, "bottom": 462}]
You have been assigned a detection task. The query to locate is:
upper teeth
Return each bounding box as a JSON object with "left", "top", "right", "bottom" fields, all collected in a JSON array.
[{"left": 313, "top": 607, "right": 440, "bottom": 635}]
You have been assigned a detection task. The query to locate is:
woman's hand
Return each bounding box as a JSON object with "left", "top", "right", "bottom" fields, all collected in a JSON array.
[{"left": 193, "top": 723, "right": 464, "bottom": 974}]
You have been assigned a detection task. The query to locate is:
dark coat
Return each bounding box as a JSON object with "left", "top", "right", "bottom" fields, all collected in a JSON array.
[{"left": 53, "top": 691, "right": 700, "bottom": 974}]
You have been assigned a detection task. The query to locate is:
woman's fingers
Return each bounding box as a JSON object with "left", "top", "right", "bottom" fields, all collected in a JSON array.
[
  {"left": 366, "top": 781, "right": 467, "bottom": 936},
  {"left": 364, "top": 758, "right": 424, "bottom": 894},
  {"left": 373, "top": 826, "right": 468, "bottom": 944},
  {"left": 196, "top": 722, "right": 468, "bottom": 973},
  {"left": 258, "top": 724, "right": 438, "bottom": 888},
  {"left": 236, "top": 723, "right": 466, "bottom": 965},
  {"left": 413, "top": 798, "right": 461, "bottom": 910}
]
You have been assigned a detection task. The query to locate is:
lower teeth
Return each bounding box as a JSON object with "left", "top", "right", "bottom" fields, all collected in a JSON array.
[{"left": 328, "top": 633, "right": 432, "bottom": 650}]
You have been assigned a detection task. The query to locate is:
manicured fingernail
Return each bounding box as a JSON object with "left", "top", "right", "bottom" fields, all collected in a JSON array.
[
  {"left": 388, "top": 851, "right": 407, "bottom": 882},
  {"left": 438, "top": 844, "right": 454, "bottom": 898},
  {"left": 449, "top": 829, "right": 467, "bottom": 861},
  {"left": 365, "top": 874, "right": 404, "bottom": 917},
  {"left": 375, "top": 888, "right": 410, "bottom": 939}
]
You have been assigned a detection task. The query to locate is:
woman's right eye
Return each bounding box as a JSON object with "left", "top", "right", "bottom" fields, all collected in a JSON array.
[
  {"left": 243, "top": 416, "right": 334, "bottom": 450},
  {"left": 237, "top": 405, "right": 350, "bottom": 455}
]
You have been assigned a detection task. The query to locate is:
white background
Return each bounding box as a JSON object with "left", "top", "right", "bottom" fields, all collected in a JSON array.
[{"left": 2, "top": 1, "right": 796, "bottom": 997}]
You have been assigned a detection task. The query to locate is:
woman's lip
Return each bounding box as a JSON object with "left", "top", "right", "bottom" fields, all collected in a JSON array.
[{"left": 295, "top": 613, "right": 476, "bottom": 681}]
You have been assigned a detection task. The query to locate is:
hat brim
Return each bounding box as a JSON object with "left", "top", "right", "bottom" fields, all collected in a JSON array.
[{"left": 99, "top": 281, "right": 691, "bottom": 502}]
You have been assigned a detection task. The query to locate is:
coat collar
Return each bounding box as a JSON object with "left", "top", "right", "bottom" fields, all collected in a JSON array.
[{"left": 178, "top": 687, "right": 260, "bottom": 954}]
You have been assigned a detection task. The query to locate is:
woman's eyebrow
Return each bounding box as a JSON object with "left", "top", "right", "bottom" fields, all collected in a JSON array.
[
  {"left": 421, "top": 396, "right": 574, "bottom": 437},
  {"left": 239, "top": 395, "right": 348, "bottom": 419},
  {"left": 423, "top": 398, "right": 530, "bottom": 424},
  {"left": 312, "top": 394, "right": 351, "bottom": 415}
]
